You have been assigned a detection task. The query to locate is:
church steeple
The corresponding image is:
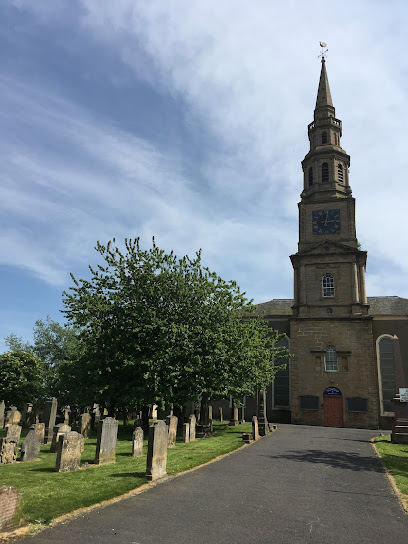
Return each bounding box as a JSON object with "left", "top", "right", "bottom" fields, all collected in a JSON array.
[{"left": 315, "top": 58, "right": 333, "bottom": 111}]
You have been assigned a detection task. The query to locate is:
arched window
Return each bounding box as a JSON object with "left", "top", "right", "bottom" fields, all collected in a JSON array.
[
  {"left": 308, "top": 167, "right": 313, "bottom": 187},
  {"left": 322, "top": 274, "right": 335, "bottom": 297},
  {"left": 273, "top": 336, "right": 290, "bottom": 409},
  {"left": 322, "top": 131, "right": 328, "bottom": 144},
  {"left": 325, "top": 346, "right": 338, "bottom": 372},
  {"left": 377, "top": 336, "right": 395, "bottom": 414},
  {"left": 322, "top": 162, "right": 329, "bottom": 182},
  {"left": 338, "top": 164, "right": 343, "bottom": 183}
]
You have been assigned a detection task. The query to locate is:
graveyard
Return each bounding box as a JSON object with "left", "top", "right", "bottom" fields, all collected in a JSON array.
[{"left": 0, "top": 417, "right": 253, "bottom": 531}]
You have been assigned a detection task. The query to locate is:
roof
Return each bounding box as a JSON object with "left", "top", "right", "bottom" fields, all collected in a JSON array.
[{"left": 253, "top": 296, "right": 408, "bottom": 317}]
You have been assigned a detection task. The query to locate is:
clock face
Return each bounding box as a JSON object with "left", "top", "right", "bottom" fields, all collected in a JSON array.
[{"left": 312, "top": 209, "right": 341, "bottom": 235}]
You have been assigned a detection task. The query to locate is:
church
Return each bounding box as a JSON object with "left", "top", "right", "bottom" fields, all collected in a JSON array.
[{"left": 252, "top": 56, "right": 408, "bottom": 429}]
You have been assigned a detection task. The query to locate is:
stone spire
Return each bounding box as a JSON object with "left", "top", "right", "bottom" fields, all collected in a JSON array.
[{"left": 315, "top": 57, "right": 333, "bottom": 110}]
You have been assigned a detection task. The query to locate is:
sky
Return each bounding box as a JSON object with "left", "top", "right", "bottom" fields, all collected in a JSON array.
[{"left": 1, "top": 0, "right": 408, "bottom": 351}]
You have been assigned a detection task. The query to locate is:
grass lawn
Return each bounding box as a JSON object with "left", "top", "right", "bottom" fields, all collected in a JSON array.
[
  {"left": 0, "top": 421, "right": 252, "bottom": 527},
  {"left": 374, "top": 434, "right": 408, "bottom": 502}
]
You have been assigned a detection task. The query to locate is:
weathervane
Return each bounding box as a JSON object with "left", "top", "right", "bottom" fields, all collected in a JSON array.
[{"left": 318, "top": 41, "right": 328, "bottom": 60}]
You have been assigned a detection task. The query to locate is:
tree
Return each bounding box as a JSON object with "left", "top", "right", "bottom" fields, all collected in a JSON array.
[
  {"left": 62, "top": 238, "right": 288, "bottom": 412},
  {"left": 0, "top": 351, "right": 45, "bottom": 407}
]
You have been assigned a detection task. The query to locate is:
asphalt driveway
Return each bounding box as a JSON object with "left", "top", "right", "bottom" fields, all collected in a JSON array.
[{"left": 21, "top": 424, "right": 408, "bottom": 544}]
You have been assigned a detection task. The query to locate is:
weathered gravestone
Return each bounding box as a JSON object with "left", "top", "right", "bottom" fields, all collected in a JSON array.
[
  {"left": 0, "top": 400, "right": 6, "bottom": 428},
  {"left": 146, "top": 420, "right": 168, "bottom": 481},
  {"left": 0, "top": 426, "right": 21, "bottom": 465},
  {"left": 183, "top": 422, "right": 190, "bottom": 443},
  {"left": 167, "top": 415, "right": 178, "bottom": 448},
  {"left": 21, "top": 403, "right": 35, "bottom": 428},
  {"left": 257, "top": 389, "right": 270, "bottom": 436},
  {"left": 4, "top": 406, "right": 21, "bottom": 427},
  {"left": 31, "top": 423, "right": 45, "bottom": 445},
  {"left": 252, "top": 416, "right": 260, "bottom": 440},
  {"left": 63, "top": 407, "right": 71, "bottom": 425},
  {"left": 55, "top": 431, "right": 84, "bottom": 473},
  {"left": 229, "top": 405, "right": 239, "bottom": 426},
  {"left": 95, "top": 417, "right": 118, "bottom": 465},
  {"left": 80, "top": 412, "right": 92, "bottom": 439},
  {"left": 132, "top": 427, "right": 144, "bottom": 457},
  {"left": 50, "top": 424, "right": 71, "bottom": 453},
  {"left": 42, "top": 397, "right": 58, "bottom": 444},
  {"left": 218, "top": 407, "right": 223, "bottom": 422},
  {"left": 239, "top": 405, "right": 245, "bottom": 424},
  {"left": 20, "top": 429, "right": 41, "bottom": 462},
  {"left": 0, "top": 486, "right": 23, "bottom": 531},
  {"left": 189, "top": 414, "right": 196, "bottom": 442}
]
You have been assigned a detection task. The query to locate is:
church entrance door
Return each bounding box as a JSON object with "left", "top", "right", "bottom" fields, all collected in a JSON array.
[{"left": 323, "top": 387, "right": 344, "bottom": 427}]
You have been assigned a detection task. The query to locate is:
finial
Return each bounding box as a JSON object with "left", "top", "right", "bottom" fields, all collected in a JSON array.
[{"left": 318, "top": 41, "right": 328, "bottom": 61}]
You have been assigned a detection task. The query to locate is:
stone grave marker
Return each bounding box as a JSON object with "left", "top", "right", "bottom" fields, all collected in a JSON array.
[
  {"left": 0, "top": 426, "right": 21, "bottom": 464},
  {"left": 4, "top": 406, "right": 21, "bottom": 427},
  {"left": 31, "top": 423, "right": 45, "bottom": 444},
  {"left": 55, "top": 431, "right": 84, "bottom": 473},
  {"left": 42, "top": 397, "right": 58, "bottom": 444},
  {"left": 50, "top": 424, "right": 71, "bottom": 453},
  {"left": 21, "top": 403, "right": 34, "bottom": 428},
  {"left": 0, "top": 486, "right": 23, "bottom": 531},
  {"left": 218, "top": 407, "right": 223, "bottom": 422},
  {"left": 189, "top": 414, "right": 196, "bottom": 442},
  {"left": 80, "top": 412, "right": 92, "bottom": 439},
  {"left": 183, "top": 422, "right": 190, "bottom": 443},
  {"left": 132, "top": 427, "right": 144, "bottom": 457},
  {"left": 20, "top": 429, "right": 41, "bottom": 462},
  {"left": 239, "top": 405, "right": 245, "bottom": 424},
  {"left": 63, "top": 407, "right": 71, "bottom": 425},
  {"left": 146, "top": 420, "right": 168, "bottom": 481},
  {"left": 167, "top": 415, "right": 178, "bottom": 448},
  {"left": 252, "top": 416, "right": 260, "bottom": 440},
  {"left": 5, "top": 424, "right": 22, "bottom": 443},
  {"left": 229, "top": 406, "right": 239, "bottom": 426},
  {"left": 95, "top": 417, "right": 118, "bottom": 465},
  {"left": 0, "top": 400, "right": 5, "bottom": 428}
]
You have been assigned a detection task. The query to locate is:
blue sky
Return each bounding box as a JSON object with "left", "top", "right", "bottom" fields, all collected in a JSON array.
[{"left": 1, "top": 0, "right": 408, "bottom": 350}]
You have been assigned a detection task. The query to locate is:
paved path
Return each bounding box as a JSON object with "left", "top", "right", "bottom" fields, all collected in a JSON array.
[{"left": 22, "top": 424, "right": 407, "bottom": 543}]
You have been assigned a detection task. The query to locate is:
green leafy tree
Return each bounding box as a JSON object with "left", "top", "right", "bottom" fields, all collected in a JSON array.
[
  {"left": 0, "top": 351, "right": 45, "bottom": 407},
  {"left": 63, "top": 238, "right": 288, "bottom": 412}
]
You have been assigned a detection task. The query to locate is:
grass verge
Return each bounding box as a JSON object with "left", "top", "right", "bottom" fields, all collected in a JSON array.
[
  {"left": 373, "top": 434, "right": 408, "bottom": 509},
  {"left": 0, "top": 421, "right": 252, "bottom": 528}
]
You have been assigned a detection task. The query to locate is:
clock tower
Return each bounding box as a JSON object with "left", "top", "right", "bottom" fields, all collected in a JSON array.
[{"left": 289, "top": 56, "right": 379, "bottom": 428}]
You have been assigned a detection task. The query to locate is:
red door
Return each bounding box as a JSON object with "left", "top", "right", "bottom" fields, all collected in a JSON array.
[{"left": 323, "top": 395, "right": 344, "bottom": 427}]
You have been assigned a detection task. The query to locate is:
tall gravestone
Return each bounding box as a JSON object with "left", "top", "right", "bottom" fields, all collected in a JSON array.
[
  {"left": 0, "top": 486, "right": 23, "bottom": 531},
  {"left": 167, "top": 415, "right": 178, "bottom": 448},
  {"left": 239, "top": 405, "right": 245, "bottom": 424},
  {"left": 146, "top": 420, "right": 168, "bottom": 481},
  {"left": 80, "top": 412, "right": 92, "bottom": 439},
  {"left": 95, "top": 417, "right": 118, "bottom": 465},
  {"left": 229, "top": 405, "right": 239, "bottom": 426},
  {"left": 20, "top": 429, "right": 41, "bottom": 462},
  {"left": 55, "top": 431, "right": 84, "bottom": 473},
  {"left": 252, "top": 416, "right": 260, "bottom": 440},
  {"left": 132, "top": 427, "right": 144, "bottom": 457},
  {"left": 50, "top": 424, "right": 71, "bottom": 453},
  {"left": 0, "top": 400, "right": 5, "bottom": 428},
  {"left": 42, "top": 397, "right": 58, "bottom": 444},
  {"left": 21, "top": 403, "right": 34, "bottom": 428},
  {"left": 31, "top": 423, "right": 45, "bottom": 445},
  {"left": 183, "top": 423, "right": 190, "bottom": 443},
  {"left": 218, "top": 407, "right": 223, "bottom": 422},
  {"left": 189, "top": 414, "right": 196, "bottom": 442},
  {"left": 257, "top": 389, "right": 270, "bottom": 436}
]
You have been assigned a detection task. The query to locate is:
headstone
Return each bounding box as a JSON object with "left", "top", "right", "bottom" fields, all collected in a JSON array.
[
  {"left": 167, "top": 415, "right": 178, "bottom": 448},
  {"left": 20, "top": 429, "right": 41, "bottom": 462},
  {"left": 252, "top": 416, "right": 260, "bottom": 440},
  {"left": 63, "top": 407, "right": 71, "bottom": 425},
  {"left": 0, "top": 438, "right": 19, "bottom": 464},
  {"left": 80, "top": 412, "right": 92, "bottom": 439},
  {"left": 189, "top": 414, "right": 196, "bottom": 442},
  {"left": 183, "top": 422, "right": 190, "bottom": 443},
  {"left": 5, "top": 424, "right": 22, "bottom": 443},
  {"left": 95, "top": 417, "right": 118, "bottom": 465},
  {"left": 42, "top": 397, "right": 58, "bottom": 444},
  {"left": 91, "top": 404, "right": 100, "bottom": 430},
  {"left": 0, "top": 400, "right": 5, "bottom": 428},
  {"left": 218, "top": 407, "right": 223, "bottom": 422},
  {"left": 229, "top": 405, "right": 239, "bottom": 426},
  {"left": 150, "top": 404, "right": 158, "bottom": 420},
  {"left": 31, "top": 423, "right": 45, "bottom": 445},
  {"left": 239, "top": 405, "right": 245, "bottom": 424},
  {"left": 146, "top": 420, "right": 168, "bottom": 481},
  {"left": 242, "top": 432, "right": 252, "bottom": 444},
  {"left": 0, "top": 486, "right": 23, "bottom": 531},
  {"left": 132, "top": 427, "right": 144, "bottom": 457},
  {"left": 21, "top": 402, "right": 33, "bottom": 428},
  {"left": 258, "top": 389, "right": 270, "bottom": 436},
  {"left": 4, "top": 406, "right": 21, "bottom": 427},
  {"left": 50, "top": 424, "right": 71, "bottom": 453},
  {"left": 55, "top": 431, "right": 84, "bottom": 473}
]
